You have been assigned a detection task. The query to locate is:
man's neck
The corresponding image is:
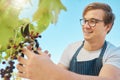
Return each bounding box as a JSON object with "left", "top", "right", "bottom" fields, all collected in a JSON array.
[{"left": 83, "top": 40, "right": 105, "bottom": 51}]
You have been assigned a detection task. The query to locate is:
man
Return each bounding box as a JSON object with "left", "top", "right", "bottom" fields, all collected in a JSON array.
[
  {"left": 58, "top": 2, "right": 117, "bottom": 75},
  {"left": 17, "top": 2, "right": 120, "bottom": 80}
]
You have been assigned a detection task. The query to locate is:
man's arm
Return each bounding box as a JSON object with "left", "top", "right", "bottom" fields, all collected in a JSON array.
[
  {"left": 17, "top": 48, "right": 120, "bottom": 80},
  {"left": 57, "top": 63, "right": 68, "bottom": 69},
  {"left": 99, "top": 64, "right": 120, "bottom": 80},
  {"left": 57, "top": 63, "right": 120, "bottom": 80}
]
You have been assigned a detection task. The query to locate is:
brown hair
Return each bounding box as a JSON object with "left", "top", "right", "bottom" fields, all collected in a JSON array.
[{"left": 83, "top": 2, "right": 115, "bottom": 33}]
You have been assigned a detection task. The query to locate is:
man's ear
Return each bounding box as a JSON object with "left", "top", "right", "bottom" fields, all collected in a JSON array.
[{"left": 105, "top": 23, "right": 112, "bottom": 33}]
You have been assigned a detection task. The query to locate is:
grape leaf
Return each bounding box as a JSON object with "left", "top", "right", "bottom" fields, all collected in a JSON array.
[
  {"left": 0, "top": 0, "right": 66, "bottom": 55},
  {"left": 0, "top": 0, "right": 67, "bottom": 79},
  {"left": 0, "top": 0, "right": 30, "bottom": 49},
  {"left": 33, "top": 0, "right": 67, "bottom": 33}
]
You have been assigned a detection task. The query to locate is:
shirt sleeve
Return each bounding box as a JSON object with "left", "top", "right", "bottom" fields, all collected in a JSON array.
[
  {"left": 104, "top": 48, "right": 120, "bottom": 69},
  {"left": 59, "top": 44, "right": 72, "bottom": 68}
]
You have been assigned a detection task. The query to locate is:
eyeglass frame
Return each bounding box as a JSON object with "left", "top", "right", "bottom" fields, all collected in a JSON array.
[{"left": 80, "top": 18, "right": 104, "bottom": 28}]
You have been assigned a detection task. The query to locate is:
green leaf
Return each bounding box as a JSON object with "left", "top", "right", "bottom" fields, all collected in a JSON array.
[
  {"left": 0, "top": 0, "right": 67, "bottom": 59},
  {"left": 0, "top": 0, "right": 30, "bottom": 49},
  {"left": 33, "top": 0, "right": 67, "bottom": 33}
]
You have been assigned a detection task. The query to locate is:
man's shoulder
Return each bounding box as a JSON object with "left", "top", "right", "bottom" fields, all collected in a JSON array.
[
  {"left": 106, "top": 41, "right": 116, "bottom": 50},
  {"left": 68, "top": 40, "right": 83, "bottom": 48},
  {"left": 105, "top": 41, "right": 118, "bottom": 56}
]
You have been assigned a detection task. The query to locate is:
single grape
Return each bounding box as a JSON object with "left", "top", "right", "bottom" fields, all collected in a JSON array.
[{"left": 2, "top": 61, "right": 6, "bottom": 64}]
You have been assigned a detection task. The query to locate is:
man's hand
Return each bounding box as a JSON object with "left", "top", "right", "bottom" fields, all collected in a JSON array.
[{"left": 17, "top": 47, "right": 52, "bottom": 80}]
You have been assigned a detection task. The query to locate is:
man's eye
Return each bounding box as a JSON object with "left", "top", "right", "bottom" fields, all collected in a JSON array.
[
  {"left": 89, "top": 20, "right": 96, "bottom": 23},
  {"left": 84, "top": 20, "right": 87, "bottom": 23}
]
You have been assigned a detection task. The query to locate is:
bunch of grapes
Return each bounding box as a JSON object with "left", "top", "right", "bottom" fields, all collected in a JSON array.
[{"left": 0, "top": 24, "right": 41, "bottom": 80}]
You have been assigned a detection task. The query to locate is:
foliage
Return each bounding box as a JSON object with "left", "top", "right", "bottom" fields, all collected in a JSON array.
[
  {"left": 0, "top": 0, "right": 66, "bottom": 57},
  {"left": 0, "top": 0, "right": 66, "bottom": 79},
  {"left": 0, "top": 0, "right": 30, "bottom": 50}
]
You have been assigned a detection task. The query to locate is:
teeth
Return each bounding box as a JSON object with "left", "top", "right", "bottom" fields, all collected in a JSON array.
[{"left": 84, "top": 31, "right": 92, "bottom": 33}]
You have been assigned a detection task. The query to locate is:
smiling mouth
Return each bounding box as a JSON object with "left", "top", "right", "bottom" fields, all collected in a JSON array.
[{"left": 84, "top": 31, "right": 93, "bottom": 34}]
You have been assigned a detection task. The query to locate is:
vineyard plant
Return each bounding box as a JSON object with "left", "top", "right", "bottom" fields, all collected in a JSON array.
[{"left": 0, "top": 0, "right": 66, "bottom": 79}]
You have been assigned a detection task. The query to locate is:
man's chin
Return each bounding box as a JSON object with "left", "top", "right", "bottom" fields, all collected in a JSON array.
[{"left": 84, "top": 37, "right": 92, "bottom": 42}]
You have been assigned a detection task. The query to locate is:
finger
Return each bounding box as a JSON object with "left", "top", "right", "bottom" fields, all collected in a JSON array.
[
  {"left": 16, "top": 64, "right": 25, "bottom": 73},
  {"left": 22, "top": 47, "right": 33, "bottom": 58},
  {"left": 41, "top": 50, "right": 51, "bottom": 58},
  {"left": 37, "top": 47, "right": 42, "bottom": 50},
  {"left": 37, "top": 47, "right": 42, "bottom": 55},
  {"left": 17, "top": 64, "right": 29, "bottom": 79},
  {"left": 44, "top": 50, "right": 48, "bottom": 54},
  {"left": 44, "top": 50, "right": 51, "bottom": 57},
  {"left": 17, "top": 71, "right": 29, "bottom": 79},
  {"left": 48, "top": 53, "right": 51, "bottom": 57},
  {"left": 27, "top": 45, "right": 32, "bottom": 50},
  {"left": 17, "top": 56, "right": 27, "bottom": 65}
]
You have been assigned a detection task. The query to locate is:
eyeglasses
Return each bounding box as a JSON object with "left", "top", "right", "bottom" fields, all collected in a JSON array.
[{"left": 80, "top": 18, "right": 104, "bottom": 27}]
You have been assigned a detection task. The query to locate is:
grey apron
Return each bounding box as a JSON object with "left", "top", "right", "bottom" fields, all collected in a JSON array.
[{"left": 69, "top": 41, "right": 107, "bottom": 76}]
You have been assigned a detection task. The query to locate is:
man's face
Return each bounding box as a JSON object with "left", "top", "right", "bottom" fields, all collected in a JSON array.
[{"left": 82, "top": 9, "right": 109, "bottom": 42}]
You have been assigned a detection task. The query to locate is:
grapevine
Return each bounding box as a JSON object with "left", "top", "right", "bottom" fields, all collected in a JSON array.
[
  {"left": 0, "top": 24, "right": 41, "bottom": 80},
  {"left": 0, "top": 0, "right": 67, "bottom": 80}
]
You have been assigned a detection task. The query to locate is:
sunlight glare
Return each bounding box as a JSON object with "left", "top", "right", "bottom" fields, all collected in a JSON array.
[{"left": 11, "top": 0, "right": 28, "bottom": 9}]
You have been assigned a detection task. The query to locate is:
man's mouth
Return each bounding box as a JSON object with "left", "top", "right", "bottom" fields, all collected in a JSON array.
[{"left": 84, "top": 31, "right": 93, "bottom": 34}]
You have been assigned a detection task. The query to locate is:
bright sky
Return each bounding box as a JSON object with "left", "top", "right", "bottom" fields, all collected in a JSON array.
[{"left": 20, "top": 0, "right": 120, "bottom": 63}]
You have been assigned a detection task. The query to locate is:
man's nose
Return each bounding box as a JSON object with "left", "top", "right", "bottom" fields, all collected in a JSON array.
[{"left": 83, "top": 22, "right": 91, "bottom": 28}]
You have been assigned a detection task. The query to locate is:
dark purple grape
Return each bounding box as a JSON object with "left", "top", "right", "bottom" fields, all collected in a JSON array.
[
  {"left": 18, "top": 49, "right": 22, "bottom": 53},
  {"left": 38, "top": 35, "right": 42, "bottom": 38},
  {"left": 8, "top": 61, "right": 15, "bottom": 66},
  {"left": 9, "top": 39, "right": 14, "bottom": 43},
  {"left": 34, "top": 50, "right": 39, "bottom": 54},
  {"left": 0, "top": 23, "right": 42, "bottom": 79},
  {"left": 19, "top": 43, "right": 23, "bottom": 48},
  {"left": 7, "top": 45, "right": 11, "bottom": 49},
  {"left": 34, "top": 39, "right": 39, "bottom": 48},
  {"left": 21, "top": 53, "right": 24, "bottom": 57},
  {"left": 2, "top": 61, "right": 6, "bottom": 64}
]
